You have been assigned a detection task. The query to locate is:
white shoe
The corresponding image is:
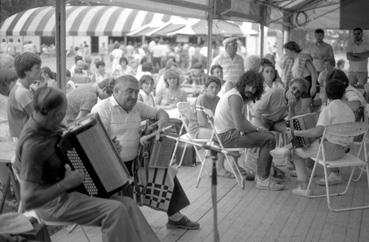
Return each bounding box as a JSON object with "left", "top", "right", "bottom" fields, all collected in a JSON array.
[
  {"left": 316, "top": 173, "right": 342, "bottom": 186},
  {"left": 255, "top": 176, "right": 285, "bottom": 191},
  {"left": 291, "top": 186, "right": 311, "bottom": 196}
]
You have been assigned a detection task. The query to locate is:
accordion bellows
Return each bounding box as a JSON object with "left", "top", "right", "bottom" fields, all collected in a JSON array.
[
  {"left": 287, "top": 112, "right": 319, "bottom": 148},
  {"left": 58, "top": 113, "right": 130, "bottom": 198}
]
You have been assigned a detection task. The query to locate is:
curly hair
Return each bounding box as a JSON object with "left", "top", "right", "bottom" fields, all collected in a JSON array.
[
  {"left": 205, "top": 76, "right": 222, "bottom": 88},
  {"left": 236, "top": 70, "right": 264, "bottom": 102}
]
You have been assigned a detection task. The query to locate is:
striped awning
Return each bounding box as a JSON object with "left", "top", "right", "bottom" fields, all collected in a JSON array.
[
  {"left": 0, "top": 6, "right": 183, "bottom": 36},
  {"left": 168, "top": 20, "right": 245, "bottom": 36}
]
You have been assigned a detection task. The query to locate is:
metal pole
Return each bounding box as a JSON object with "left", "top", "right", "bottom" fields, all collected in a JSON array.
[
  {"left": 55, "top": 0, "right": 66, "bottom": 91},
  {"left": 260, "top": 24, "right": 264, "bottom": 57},
  {"left": 206, "top": 0, "right": 214, "bottom": 75}
]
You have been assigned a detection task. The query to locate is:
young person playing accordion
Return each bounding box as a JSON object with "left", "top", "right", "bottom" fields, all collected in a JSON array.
[{"left": 14, "top": 86, "right": 159, "bottom": 242}]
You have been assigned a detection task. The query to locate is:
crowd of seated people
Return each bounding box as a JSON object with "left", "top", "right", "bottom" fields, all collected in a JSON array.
[{"left": 2, "top": 29, "right": 369, "bottom": 241}]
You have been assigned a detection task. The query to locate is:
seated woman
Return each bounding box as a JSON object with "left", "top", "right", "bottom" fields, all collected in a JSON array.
[
  {"left": 112, "top": 56, "right": 134, "bottom": 78},
  {"left": 155, "top": 69, "right": 187, "bottom": 109},
  {"left": 250, "top": 61, "right": 288, "bottom": 131},
  {"left": 196, "top": 76, "right": 221, "bottom": 133},
  {"left": 14, "top": 86, "right": 159, "bottom": 242},
  {"left": 138, "top": 75, "right": 155, "bottom": 107},
  {"left": 214, "top": 70, "right": 284, "bottom": 190},
  {"left": 288, "top": 79, "right": 355, "bottom": 196}
]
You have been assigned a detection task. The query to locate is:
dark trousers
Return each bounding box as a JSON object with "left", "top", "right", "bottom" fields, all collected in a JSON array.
[{"left": 125, "top": 160, "right": 189, "bottom": 216}]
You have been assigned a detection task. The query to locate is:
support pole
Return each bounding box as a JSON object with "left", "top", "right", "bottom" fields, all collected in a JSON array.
[
  {"left": 206, "top": 0, "right": 214, "bottom": 75},
  {"left": 55, "top": 0, "right": 66, "bottom": 91}
]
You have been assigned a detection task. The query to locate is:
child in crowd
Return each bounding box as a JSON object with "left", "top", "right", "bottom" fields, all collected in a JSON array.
[
  {"left": 41, "top": 66, "right": 57, "bottom": 88},
  {"left": 195, "top": 76, "right": 221, "bottom": 137},
  {"left": 288, "top": 79, "right": 355, "bottom": 196},
  {"left": 138, "top": 75, "right": 155, "bottom": 107}
]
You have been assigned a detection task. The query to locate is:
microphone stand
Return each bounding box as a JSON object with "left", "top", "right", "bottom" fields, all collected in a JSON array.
[{"left": 165, "top": 133, "right": 221, "bottom": 242}]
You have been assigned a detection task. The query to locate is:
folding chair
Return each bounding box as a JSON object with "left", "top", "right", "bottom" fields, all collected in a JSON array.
[
  {"left": 169, "top": 102, "right": 213, "bottom": 187},
  {"left": 196, "top": 106, "right": 245, "bottom": 189},
  {"left": 305, "top": 122, "right": 369, "bottom": 212}
]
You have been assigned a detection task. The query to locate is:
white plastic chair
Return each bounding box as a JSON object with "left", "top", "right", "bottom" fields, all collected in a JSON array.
[
  {"left": 196, "top": 105, "right": 245, "bottom": 189},
  {"left": 305, "top": 122, "right": 369, "bottom": 212},
  {"left": 169, "top": 102, "right": 213, "bottom": 187}
]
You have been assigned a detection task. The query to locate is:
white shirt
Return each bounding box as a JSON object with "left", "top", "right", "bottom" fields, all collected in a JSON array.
[
  {"left": 214, "top": 88, "right": 242, "bottom": 134},
  {"left": 346, "top": 39, "right": 369, "bottom": 72},
  {"left": 91, "top": 96, "right": 158, "bottom": 161},
  {"left": 317, "top": 99, "right": 355, "bottom": 146}
]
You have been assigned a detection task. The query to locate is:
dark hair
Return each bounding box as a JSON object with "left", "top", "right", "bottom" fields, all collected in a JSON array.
[
  {"left": 210, "top": 64, "right": 222, "bottom": 75},
  {"left": 236, "top": 70, "right": 264, "bottom": 102},
  {"left": 315, "top": 28, "right": 324, "bottom": 34},
  {"left": 141, "top": 62, "right": 153, "bottom": 73},
  {"left": 95, "top": 61, "right": 105, "bottom": 69},
  {"left": 98, "top": 77, "right": 115, "bottom": 95},
  {"left": 260, "top": 58, "right": 273, "bottom": 67},
  {"left": 0, "top": 69, "right": 18, "bottom": 96},
  {"left": 119, "top": 56, "right": 128, "bottom": 65},
  {"left": 14, "top": 52, "right": 41, "bottom": 78},
  {"left": 139, "top": 75, "right": 154, "bottom": 88},
  {"left": 354, "top": 27, "right": 363, "bottom": 33},
  {"left": 205, "top": 76, "right": 222, "bottom": 88},
  {"left": 74, "top": 55, "right": 83, "bottom": 64},
  {"left": 324, "top": 58, "right": 335, "bottom": 67},
  {"left": 41, "top": 66, "right": 55, "bottom": 80},
  {"left": 283, "top": 41, "right": 301, "bottom": 53},
  {"left": 337, "top": 59, "right": 345, "bottom": 67},
  {"left": 33, "top": 86, "right": 66, "bottom": 115},
  {"left": 327, "top": 69, "right": 349, "bottom": 88},
  {"left": 260, "top": 61, "right": 277, "bottom": 82},
  {"left": 66, "top": 69, "right": 71, "bottom": 78},
  {"left": 325, "top": 79, "right": 346, "bottom": 100}
]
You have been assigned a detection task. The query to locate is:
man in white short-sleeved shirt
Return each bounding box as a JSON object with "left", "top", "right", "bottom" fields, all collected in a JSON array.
[
  {"left": 212, "top": 37, "right": 244, "bottom": 86},
  {"left": 91, "top": 75, "right": 200, "bottom": 230},
  {"left": 346, "top": 27, "right": 369, "bottom": 86},
  {"left": 307, "top": 29, "right": 335, "bottom": 73}
]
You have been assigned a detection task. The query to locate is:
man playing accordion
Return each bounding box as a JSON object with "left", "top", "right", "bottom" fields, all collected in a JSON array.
[
  {"left": 91, "top": 75, "right": 200, "bottom": 230},
  {"left": 15, "top": 86, "right": 159, "bottom": 242}
]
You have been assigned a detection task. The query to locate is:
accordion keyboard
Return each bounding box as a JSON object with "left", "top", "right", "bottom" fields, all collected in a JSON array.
[{"left": 66, "top": 148, "right": 98, "bottom": 196}]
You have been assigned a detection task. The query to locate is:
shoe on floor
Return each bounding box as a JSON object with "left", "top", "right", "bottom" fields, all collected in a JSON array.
[
  {"left": 289, "top": 169, "right": 317, "bottom": 178},
  {"left": 316, "top": 172, "right": 342, "bottom": 186},
  {"left": 167, "top": 216, "right": 200, "bottom": 230},
  {"left": 291, "top": 186, "right": 311, "bottom": 196},
  {"left": 255, "top": 176, "right": 285, "bottom": 191}
]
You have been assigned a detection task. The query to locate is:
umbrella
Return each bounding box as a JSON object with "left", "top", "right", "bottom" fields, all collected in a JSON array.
[{"left": 168, "top": 19, "right": 244, "bottom": 36}]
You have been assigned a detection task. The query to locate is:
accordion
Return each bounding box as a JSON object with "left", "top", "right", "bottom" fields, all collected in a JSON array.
[
  {"left": 58, "top": 113, "right": 130, "bottom": 198},
  {"left": 286, "top": 113, "right": 319, "bottom": 148}
]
